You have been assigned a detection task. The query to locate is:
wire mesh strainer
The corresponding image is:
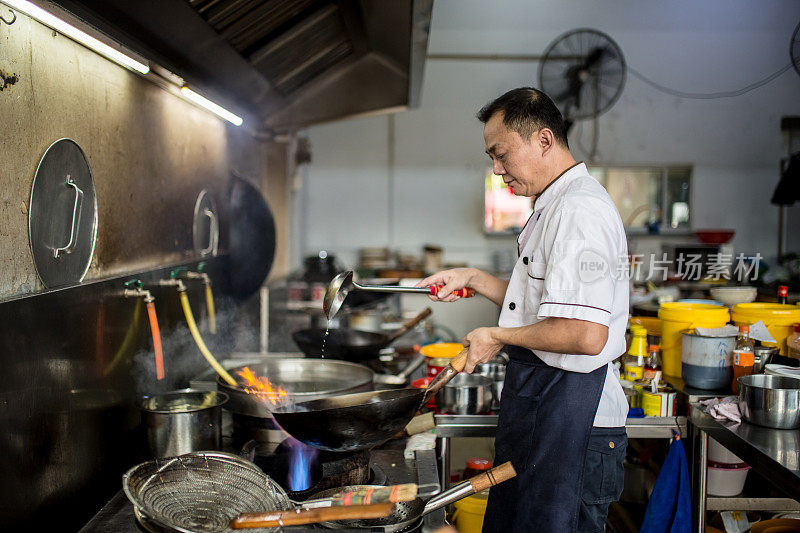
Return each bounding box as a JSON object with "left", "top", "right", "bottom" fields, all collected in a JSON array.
[{"left": 123, "top": 451, "right": 291, "bottom": 533}]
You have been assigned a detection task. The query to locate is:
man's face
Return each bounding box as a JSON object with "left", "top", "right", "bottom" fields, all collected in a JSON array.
[{"left": 483, "top": 112, "right": 547, "bottom": 197}]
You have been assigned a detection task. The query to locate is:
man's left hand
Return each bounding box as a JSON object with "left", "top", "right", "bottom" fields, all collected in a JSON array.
[{"left": 462, "top": 327, "right": 503, "bottom": 373}]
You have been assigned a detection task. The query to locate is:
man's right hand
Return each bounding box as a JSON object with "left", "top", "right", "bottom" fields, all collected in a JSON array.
[{"left": 416, "top": 268, "right": 476, "bottom": 302}]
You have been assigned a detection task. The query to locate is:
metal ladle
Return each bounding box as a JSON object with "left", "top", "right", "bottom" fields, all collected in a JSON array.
[{"left": 323, "top": 271, "right": 475, "bottom": 320}]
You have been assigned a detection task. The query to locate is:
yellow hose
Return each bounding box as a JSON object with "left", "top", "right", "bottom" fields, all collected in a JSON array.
[
  {"left": 180, "top": 290, "right": 236, "bottom": 385},
  {"left": 104, "top": 298, "right": 143, "bottom": 376},
  {"left": 205, "top": 282, "right": 217, "bottom": 334}
]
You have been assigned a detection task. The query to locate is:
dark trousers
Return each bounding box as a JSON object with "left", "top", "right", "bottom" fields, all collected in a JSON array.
[{"left": 578, "top": 427, "right": 627, "bottom": 532}]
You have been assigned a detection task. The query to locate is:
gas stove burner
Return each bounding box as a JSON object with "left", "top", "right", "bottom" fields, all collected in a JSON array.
[{"left": 241, "top": 438, "right": 373, "bottom": 498}]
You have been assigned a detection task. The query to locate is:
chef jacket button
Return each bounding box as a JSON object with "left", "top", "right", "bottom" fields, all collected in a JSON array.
[
  {"left": 509, "top": 302, "right": 516, "bottom": 310},
  {"left": 609, "top": 441, "right": 615, "bottom": 449},
  {"left": 522, "top": 256, "right": 529, "bottom": 265}
]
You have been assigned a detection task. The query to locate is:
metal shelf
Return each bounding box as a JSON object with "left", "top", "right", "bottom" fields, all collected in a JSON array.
[{"left": 706, "top": 497, "right": 800, "bottom": 512}]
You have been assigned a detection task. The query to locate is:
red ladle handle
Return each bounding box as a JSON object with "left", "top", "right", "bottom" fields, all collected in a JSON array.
[{"left": 429, "top": 286, "right": 476, "bottom": 298}]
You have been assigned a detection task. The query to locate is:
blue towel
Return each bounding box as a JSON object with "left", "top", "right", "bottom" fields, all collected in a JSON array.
[{"left": 640, "top": 438, "right": 692, "bottom": 533}]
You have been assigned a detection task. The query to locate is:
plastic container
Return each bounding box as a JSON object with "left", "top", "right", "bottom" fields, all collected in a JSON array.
[
  {"left": 708, "top": 437, "right": 743, "bottom": 464},
  {"left": 411, "top": 377, "right": 437, "bottom": 412},
  {"left": 788, "top": 324, "right": 800, "bottom": 360},
  {"left": 420, "top": 342, "right": 464, "bottom": 378},
  {"left": 453, "top": 491, "right": 489, "bottom": 533},
  {"left": 681, "top": 332, "right": 736, "bottom": 390},
  {"left": 658, "top": 303, "right": 731, "bottom": 377},
  {"left": 707, "top": 462, "right": 750, "bottom": 496},
  {"left": 731, "top": 303, "right": 800, "bottom": 355},
  {"left": 463, "top": 457, "right": 492, "bottom": 480}
]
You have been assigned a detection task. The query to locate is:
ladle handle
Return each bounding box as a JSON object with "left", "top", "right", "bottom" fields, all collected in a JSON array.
[
  {"left": 230, "top": 503, "right": 394, "bottom": 529},
  {"left": 388, "top": 307, "right": 432, "bottom": 342},
  {"left": 429, "top": 286, "right": 476, "bottom": 298}
]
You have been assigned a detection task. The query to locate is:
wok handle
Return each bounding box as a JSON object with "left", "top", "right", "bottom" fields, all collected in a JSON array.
[
  {"left": 421, "top": 462, "right": 517, "bottom": 516},
  {"left": 419, "top": 348, "right": 469, "bottom": 406},
  {"left": 230, "top": 503, "right": 394, "bottom": 529},
  {"left": 469, "top": 461, "right": 517, "bottom": 493},
  {"left": 388, "top": 307, "right": 432, "bottom": 342},
  {"left": 450, "top": 348, "right": 469, "bottom": 372}
]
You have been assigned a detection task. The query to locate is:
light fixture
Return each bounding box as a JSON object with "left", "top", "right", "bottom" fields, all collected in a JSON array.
[
  {"left": 180, "top": 87, "right": 243, "bottom": 127},
  {"left": 2, "top": 0, "right": 149, "bottom": 74}
]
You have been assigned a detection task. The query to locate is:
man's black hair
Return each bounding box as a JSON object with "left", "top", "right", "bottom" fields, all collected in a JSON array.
[{"left": 477, "top": 87, "right": 569, "bottom": 148}]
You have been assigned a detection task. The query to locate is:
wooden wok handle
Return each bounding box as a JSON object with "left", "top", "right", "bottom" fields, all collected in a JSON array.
[
  {"left": 388, "top": 307, "right": 432, "bottom": 341},
  {"left": 450, "top": 348, "right": 469, "bottom": 372},
  {"left": 468, "top": 461, "right": 517, "bottom": 493},
  {"left": 230, "top": 503, "right": 394, "bottom": 529}
]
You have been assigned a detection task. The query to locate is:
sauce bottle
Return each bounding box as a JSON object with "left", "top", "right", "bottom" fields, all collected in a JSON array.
[
  {"left": 732, "top": 325, "right": 755, "bottom": 394},
  {"left": 624, "top": 326, "right": 647, "bottom": 380},
  {"left": 643, "top": 344, "right": 661, "bottom": 380}
]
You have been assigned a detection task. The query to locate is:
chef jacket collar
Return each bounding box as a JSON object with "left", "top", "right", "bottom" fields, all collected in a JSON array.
[{"left": 532, "top": 161, "right": 586, "bottom": 212}]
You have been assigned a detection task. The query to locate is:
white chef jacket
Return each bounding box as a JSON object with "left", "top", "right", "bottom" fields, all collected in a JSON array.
[{"left": 498, "top": 162, "right": 629, "bottom": 427}]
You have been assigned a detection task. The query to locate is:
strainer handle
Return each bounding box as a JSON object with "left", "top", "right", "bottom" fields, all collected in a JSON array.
[{"left": 230, "top": 503, "right": 394, "bottom": 529}]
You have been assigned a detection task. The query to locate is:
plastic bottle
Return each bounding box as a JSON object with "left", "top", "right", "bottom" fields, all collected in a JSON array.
[
  {"left": 788, "top": 324, "right": 800, "bottom": 360},
  {"left": 732, "top": 325, "right": 755, "bottom": 394},
  {"left": 463, "top": 457, "right": 492, "bottom": 481},
  {"left": 643, "top": 344, "right": 661, "bottom": 380},
  {"left": 778, "top": 285, "right": 789, "bottom": 305},
  {"left": 624, "top": 326, "right": 648, "bottom": 380}
]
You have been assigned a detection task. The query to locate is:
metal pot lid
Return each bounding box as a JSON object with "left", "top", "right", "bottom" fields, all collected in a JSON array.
[
  {"left": 192, "top": 189, "right": 218, "bottom": 257},
  {"left": 28, "top": 139, "right": 98, "bottom": 288}
]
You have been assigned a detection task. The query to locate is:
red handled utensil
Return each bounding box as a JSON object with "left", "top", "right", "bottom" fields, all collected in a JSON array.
[{"left": 324, "top": 270, "right": 476, "bottom": 319}]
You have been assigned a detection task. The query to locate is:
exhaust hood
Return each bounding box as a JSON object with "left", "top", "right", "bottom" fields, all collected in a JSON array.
[{"left": 51, "top": 0, "right": 433, "bottom": 132}]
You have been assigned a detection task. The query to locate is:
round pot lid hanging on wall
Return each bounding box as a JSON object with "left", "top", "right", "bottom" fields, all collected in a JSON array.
[
  {"left": 28, "top": 138, "right": 98, "bottom": 289},
  {"left": 192, "top": 189, "right": 219, "bottom": 257}
]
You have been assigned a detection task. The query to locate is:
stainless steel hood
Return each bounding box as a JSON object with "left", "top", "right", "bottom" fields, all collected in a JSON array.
[{"left": 52, "top": 0, "right": 433, "bottom": 132}]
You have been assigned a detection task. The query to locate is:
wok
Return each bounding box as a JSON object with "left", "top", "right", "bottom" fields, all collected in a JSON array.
[
  {"left": 271, "top": 389, "right": 423, "bottom": 452},
  {"left": 272, "top": 349, "right": 468, "bottom": 452},
  {"left": 293, "top": 308, "right": 431, "bottom": 361}
]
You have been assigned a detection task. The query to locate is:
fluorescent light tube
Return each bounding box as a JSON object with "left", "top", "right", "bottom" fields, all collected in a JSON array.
[
  {"left": 2, "top": 0, "right": 149, "bottom": 74},
  {"left": 180, "top": 87, "right": 243, "bottom": 126}
]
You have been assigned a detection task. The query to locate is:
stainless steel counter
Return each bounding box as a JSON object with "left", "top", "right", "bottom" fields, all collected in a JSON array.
[
  {"left": 690, "top": 407, "right": 800, "bottom": 532},
  {"left": 79, "top": 448, "right": 445, "bottom": 533},
  {"left": 434, "top": 414, "right": 687, "bottom": 489}
]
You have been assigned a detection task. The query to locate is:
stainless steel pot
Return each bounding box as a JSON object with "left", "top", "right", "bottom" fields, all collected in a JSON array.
[
  {"left": 738, "top": 374, "right": 800, "bottom": 429},
  {"left": 138, "top": 389, "right": 228, "bottom": 458},
  {"left": 217, "top": 358, "right": 375, "bottom": 418},
  {"left": 438, "top": 373, "right": 494, "bottom": 414}
]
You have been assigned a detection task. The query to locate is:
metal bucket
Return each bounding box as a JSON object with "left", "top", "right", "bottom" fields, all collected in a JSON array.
[
  {"left": 138, "top": 389, "right": 228, "bottom": 458},
  {"left": 681, "top": 332, "right": 736, "bottom": 390}
]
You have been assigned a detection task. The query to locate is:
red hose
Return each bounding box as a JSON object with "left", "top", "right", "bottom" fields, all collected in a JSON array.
[{"left": 146, "top": 301, "right": 165, "bottom": 380}]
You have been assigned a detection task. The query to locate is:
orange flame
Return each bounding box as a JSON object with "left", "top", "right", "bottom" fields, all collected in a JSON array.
[{"left": 236, "top": 366, "right": 288, "bottom": 406}]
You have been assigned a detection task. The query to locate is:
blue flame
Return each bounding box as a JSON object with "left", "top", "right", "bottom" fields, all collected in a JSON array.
[{"left": 287, "top": 437, "right": 318, "bottom": 491}]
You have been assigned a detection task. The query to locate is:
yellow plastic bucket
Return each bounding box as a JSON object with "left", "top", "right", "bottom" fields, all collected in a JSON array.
[
  {"left": 453, "top": 491, "right": 489, "bottom": 533},
  {"left": 732, "top": 303, "right": 800, "bottom": 355},
  {"left": 419, "top": 343, "right": 463, "bottom": 358},
  {"left": 658, "top": 303, "right": 730, "bottom": 377}
]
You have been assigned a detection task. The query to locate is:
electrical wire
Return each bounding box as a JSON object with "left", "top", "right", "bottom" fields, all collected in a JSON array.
[{"left": 628, "top": 63, "right": 793, "bottom": 100}]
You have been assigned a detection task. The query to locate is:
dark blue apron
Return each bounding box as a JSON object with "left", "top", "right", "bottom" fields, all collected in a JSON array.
[{"left": 483, "top": 346, "right": 607, "bottom": 532}]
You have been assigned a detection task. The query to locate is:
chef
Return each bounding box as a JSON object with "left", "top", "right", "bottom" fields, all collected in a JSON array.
[{"left": 418, "top": 87, "right": 629, "bottom": 532}]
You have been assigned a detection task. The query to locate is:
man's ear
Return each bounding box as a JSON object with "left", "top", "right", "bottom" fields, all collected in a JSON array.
[{"left": 538, "top": 128, "right": 555, "bottom": 155}]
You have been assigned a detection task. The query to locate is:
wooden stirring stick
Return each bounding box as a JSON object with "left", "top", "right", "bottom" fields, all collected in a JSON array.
[{"left": 230, "top": 503, "right": 394, "bottom": 529}]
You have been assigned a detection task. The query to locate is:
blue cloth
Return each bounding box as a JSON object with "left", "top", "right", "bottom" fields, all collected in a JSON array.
[{"left": 640, "top": 438, "right": 692, "bottom": 533}]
